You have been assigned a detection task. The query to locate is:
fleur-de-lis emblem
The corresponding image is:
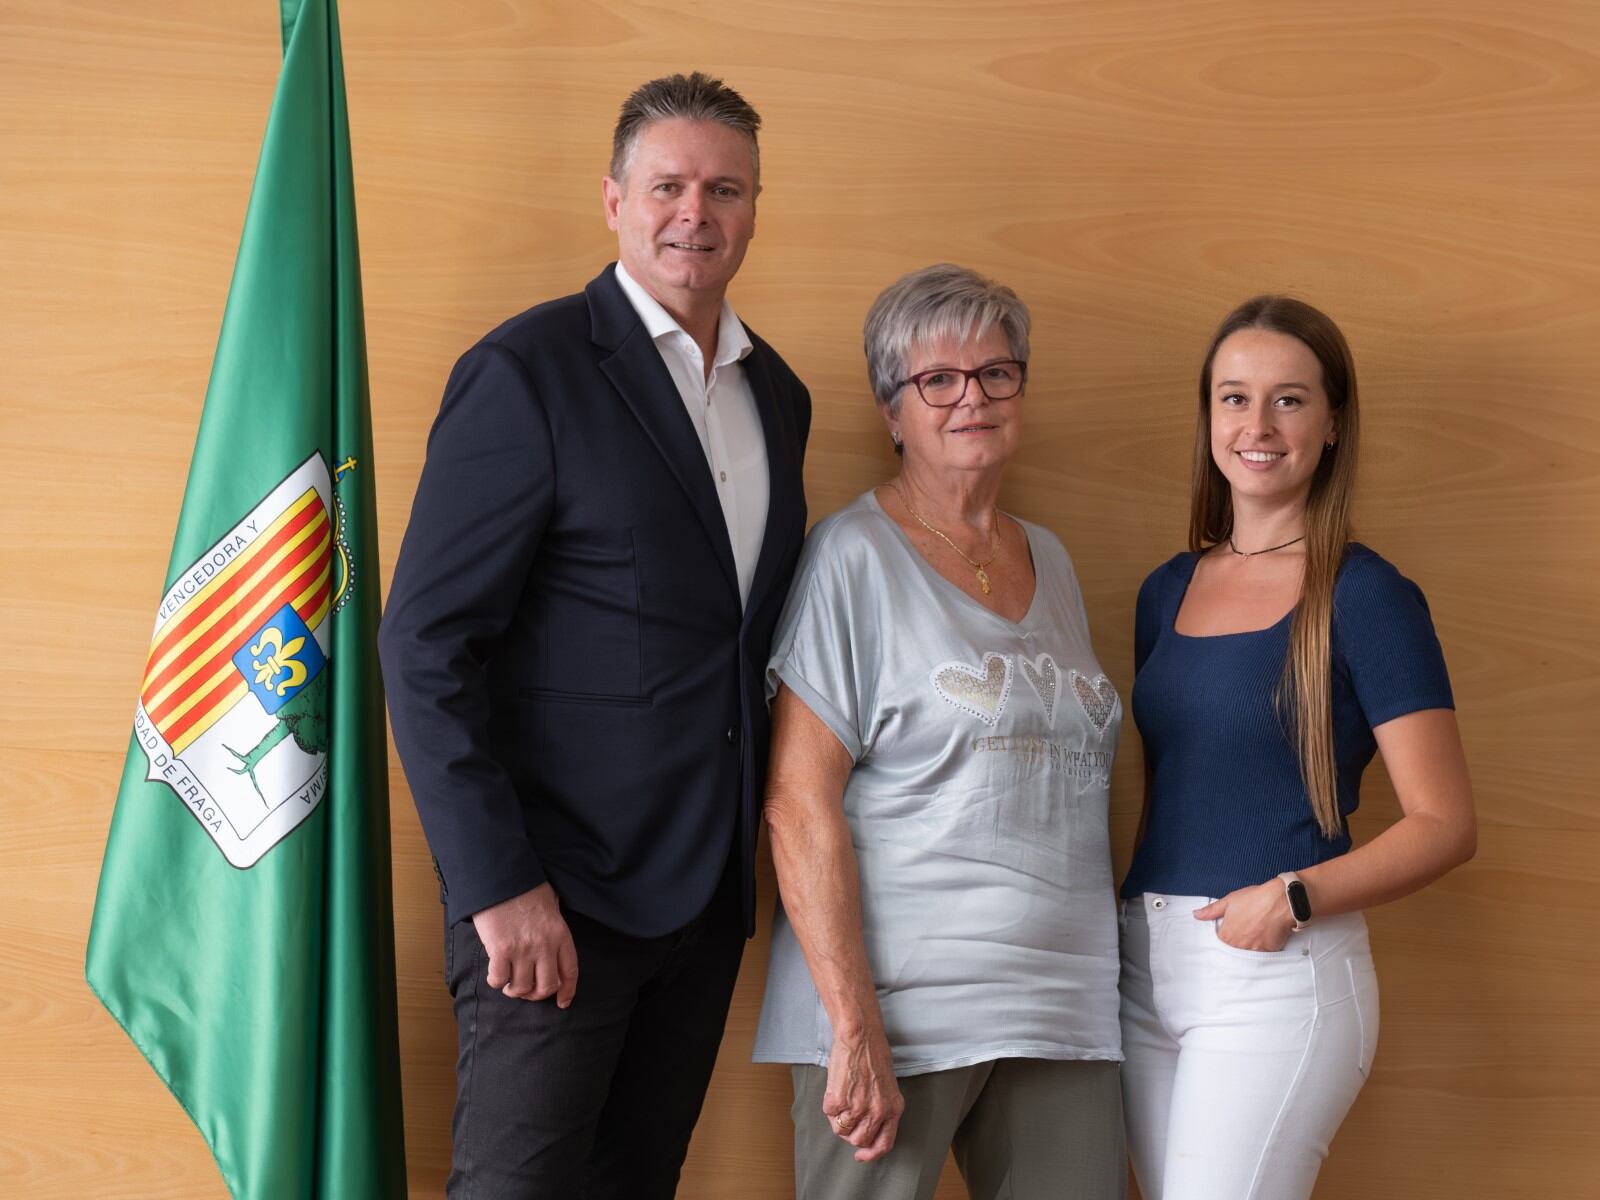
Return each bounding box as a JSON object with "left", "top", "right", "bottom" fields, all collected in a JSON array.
[{"left": 250, "top": 625, "right": 309, "bottom": 697}]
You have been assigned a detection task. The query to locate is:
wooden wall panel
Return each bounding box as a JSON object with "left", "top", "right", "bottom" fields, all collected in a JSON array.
[{"left": 3, "top": 1, "right": 1596, "bottom": 1195}]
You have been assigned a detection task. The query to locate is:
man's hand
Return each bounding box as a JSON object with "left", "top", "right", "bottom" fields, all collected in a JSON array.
[{"left": 471, "top": 882, "right": 579, "bottom": 1007}]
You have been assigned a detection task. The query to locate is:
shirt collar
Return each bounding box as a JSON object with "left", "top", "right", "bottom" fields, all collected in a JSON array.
[{"left": 614, "top": 261, "right": 752, "bottom": 367}]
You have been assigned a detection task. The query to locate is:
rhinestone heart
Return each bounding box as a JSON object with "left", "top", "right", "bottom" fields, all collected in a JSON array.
[
  {"left": 930, "top": 653, "right": 1014, "bottom": 727},
  {"left": 1069, "top": 670, "right": 1118, "bottom": 736},
  {"left": 1019, "top": 653, "right": 1059, "bottom": 727}
]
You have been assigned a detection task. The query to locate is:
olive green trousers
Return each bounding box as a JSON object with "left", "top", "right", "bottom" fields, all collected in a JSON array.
[{"left": 790, "top": 1057, "right": 1126, "bottom": 1200}]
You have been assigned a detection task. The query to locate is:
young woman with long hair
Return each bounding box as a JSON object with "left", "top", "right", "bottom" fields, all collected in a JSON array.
[{"left": 1117, "top": 296, "right": 1477, "bottom": 1199}]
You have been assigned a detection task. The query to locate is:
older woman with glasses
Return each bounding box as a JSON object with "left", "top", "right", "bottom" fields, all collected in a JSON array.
[{"left": 753, "top": 264, "right": 1126, "bottom": 1200}]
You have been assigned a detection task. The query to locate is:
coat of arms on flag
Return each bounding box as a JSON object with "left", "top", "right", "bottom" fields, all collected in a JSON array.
[{"left": 132, "top": 452, "right": 349, "bottom": 867}]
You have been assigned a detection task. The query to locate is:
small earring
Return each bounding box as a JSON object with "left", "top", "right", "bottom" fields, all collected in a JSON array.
[
  {"left": 1324, "top": 439, "right": 1336, "bottom": 449},
  {"left": 892, "top": 431, "right": 902, "bottom": 446}
]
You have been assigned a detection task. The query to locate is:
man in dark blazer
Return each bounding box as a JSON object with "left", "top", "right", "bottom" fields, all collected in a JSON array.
[{"left": 379, "top": 73, "right": 809, "bottom": 1199}]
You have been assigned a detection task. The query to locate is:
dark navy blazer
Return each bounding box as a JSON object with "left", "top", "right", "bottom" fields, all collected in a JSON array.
[{"left": 380, "top": 265, "right": 810, "bottom": 937}]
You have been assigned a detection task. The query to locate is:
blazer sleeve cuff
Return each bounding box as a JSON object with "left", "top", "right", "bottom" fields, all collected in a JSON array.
[{"left": 440, "top": 854, "right": 549, "bottom": 928}]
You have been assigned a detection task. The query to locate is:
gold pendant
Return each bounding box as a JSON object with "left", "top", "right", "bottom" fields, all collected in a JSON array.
[{"left": 977, "top": 568, "right": 991, "bottom": 595}]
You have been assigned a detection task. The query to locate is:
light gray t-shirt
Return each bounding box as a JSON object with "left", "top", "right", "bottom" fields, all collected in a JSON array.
[{"left": 753, "top": 491, "right": 1124, "bottom": 1076}]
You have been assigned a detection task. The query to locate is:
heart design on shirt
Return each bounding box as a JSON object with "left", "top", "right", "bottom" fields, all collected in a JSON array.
[
  {"left": 1069, "top": 670, "right": 1118, "bottom": 736},
  {"left": 1018, "top": 653, "right": 1059, "bottom": 727},
  {"left": 931, "top": 653, "right": 1014, "bottom": 727}
]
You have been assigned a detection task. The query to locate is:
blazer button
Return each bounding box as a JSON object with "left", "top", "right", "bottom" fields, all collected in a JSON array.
[{"left": 725, "top": 726, "right": 739, "bottom": 745}]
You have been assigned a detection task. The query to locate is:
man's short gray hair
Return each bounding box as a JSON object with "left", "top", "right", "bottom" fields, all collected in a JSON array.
[
  {"left": 610, "top": 72, "right": 762, "bottom": 185},
  {"left": 864, "top": 264, "right": 1032, "bottom": 414}
]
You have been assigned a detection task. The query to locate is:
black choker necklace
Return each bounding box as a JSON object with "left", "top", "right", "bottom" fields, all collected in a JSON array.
[{"left": 1227, "top": 534, "right": 1305, "bottom": 557}]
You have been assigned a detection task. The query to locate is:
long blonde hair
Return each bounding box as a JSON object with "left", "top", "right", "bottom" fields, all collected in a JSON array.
[{"left": 1189, "top": 297, "right": 1361, "bottom": 839}]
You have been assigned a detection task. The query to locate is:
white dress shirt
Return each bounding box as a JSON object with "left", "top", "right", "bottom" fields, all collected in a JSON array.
[{"left": 613, "top": 262, "right": 770, "bottom": 607}]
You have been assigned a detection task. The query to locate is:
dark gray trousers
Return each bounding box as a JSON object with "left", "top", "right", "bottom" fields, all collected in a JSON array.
[{"left": 445, "top": 869, "right": 744, "bottom": 1200}]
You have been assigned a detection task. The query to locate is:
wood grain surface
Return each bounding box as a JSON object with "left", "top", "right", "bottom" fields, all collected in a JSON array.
[{"left": 3, "top": 0, "right": 1597, "bottom": 1195}]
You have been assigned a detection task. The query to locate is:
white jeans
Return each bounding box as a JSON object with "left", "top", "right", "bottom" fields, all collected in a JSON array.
[{"left": 1118, "top": 894, "right": 1379, "bottom": 1200}]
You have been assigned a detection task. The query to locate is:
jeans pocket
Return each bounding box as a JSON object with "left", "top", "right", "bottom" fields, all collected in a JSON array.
[
  {"left": 1209, "top": 918, "right": 1294, "bottom": 962},
  {"left": 1348, "top": 956, "right": 1381, "bottom": 1076},
  {"left": 446, "top": 917, "right": 480, "bottom": 998}
]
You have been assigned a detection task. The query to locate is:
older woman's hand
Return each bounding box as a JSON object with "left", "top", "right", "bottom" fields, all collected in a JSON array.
[{"left": 823, "top": 1024, "right": 905, "bottom": 1162}]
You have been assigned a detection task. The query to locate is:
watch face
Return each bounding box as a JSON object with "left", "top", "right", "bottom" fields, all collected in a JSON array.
[{"left": 1287, "top": 880, "right": 1313, "bottom": 922}]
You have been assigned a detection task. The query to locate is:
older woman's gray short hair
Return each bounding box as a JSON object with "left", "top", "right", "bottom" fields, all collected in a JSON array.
[{"left": 864, "top": 264, "right": 1031, "bottom": 415}]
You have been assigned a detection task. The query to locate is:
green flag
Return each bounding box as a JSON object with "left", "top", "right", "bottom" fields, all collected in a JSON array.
[{"left": 85, "top": 1, "right": 407, "bottom": 1195}]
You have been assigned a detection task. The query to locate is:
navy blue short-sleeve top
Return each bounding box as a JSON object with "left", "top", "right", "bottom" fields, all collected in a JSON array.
[{"left": 1120, "top": 543, "right": 1455, "bottom": 901}]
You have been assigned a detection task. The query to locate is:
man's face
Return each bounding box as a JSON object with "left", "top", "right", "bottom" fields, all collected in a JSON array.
[{"left": 603, "top": 118, "right": 758, "bottom": 312}]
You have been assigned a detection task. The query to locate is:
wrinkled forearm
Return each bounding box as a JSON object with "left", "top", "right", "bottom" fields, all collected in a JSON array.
[{"left": 765, "top": 786, "right": 886, "bottom": 1043}]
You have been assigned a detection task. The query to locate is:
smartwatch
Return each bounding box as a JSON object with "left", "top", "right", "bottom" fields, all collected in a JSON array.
[{"left": 1279, "top": 871, "right": 1312, "bottom": 931}]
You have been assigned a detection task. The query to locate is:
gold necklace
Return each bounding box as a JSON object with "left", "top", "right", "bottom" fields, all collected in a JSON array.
[{"left": 890, "top": 482, "right": 1000, "bottom": 595}]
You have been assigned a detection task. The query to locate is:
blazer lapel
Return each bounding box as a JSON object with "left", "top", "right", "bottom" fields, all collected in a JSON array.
[
  {"left": 741, "top": 339, "right": 803, "bottom": 621},
  {"left": 588, "top": 268, "right": 739, "bottom": 598}
]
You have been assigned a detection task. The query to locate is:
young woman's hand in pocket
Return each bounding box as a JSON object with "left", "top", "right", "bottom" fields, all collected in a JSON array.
[{"left": 1195, "top": 882, "right": 1296, "bottom": 951}]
